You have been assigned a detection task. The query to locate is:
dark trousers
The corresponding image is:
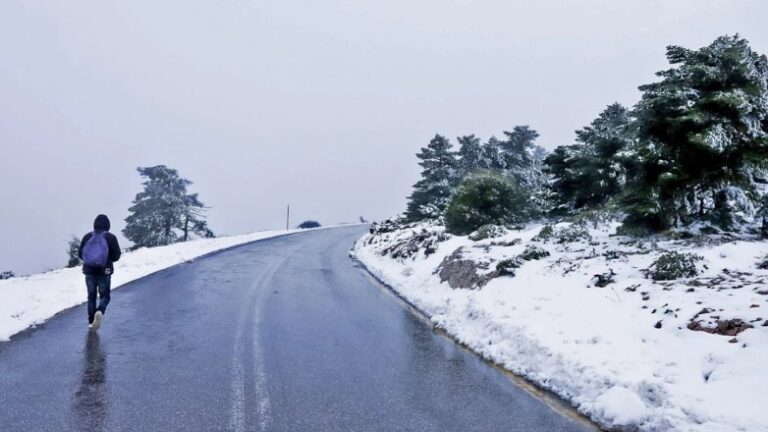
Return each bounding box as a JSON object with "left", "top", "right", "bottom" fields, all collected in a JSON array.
[{"left": 85, "top": 274, "right": 111, "bottom": 323}]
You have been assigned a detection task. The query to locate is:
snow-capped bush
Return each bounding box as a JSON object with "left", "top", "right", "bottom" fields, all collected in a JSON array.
[
  {"left": 468, "top": 224, "right": 507, "bottom": 241},
  {"left": 532, "top": 225, "right": 554, "bottom": 242},
  {"left": 646, "top": 251, "right": 702, "bottom": 281},
  {"left": 376, "top": 226, "right": 449, "bottom": 260},
  {"left": 518, "top": 244, "right": 550, "bottom": 261}
]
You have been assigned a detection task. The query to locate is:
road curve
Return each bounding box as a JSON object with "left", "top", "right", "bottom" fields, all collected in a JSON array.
[{"left": 0, "top": 226, "right": 596, "bottom": 432}]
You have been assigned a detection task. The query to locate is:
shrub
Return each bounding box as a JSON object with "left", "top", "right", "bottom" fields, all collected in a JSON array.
[
  {"left": 532, "top": 225, "right": 555, "bottom": 242},
  {"left": 518, "top": 244, "right": 550, "bottom": 261},
  {"left": 444, "top": 173, "right": 531, "bottom": 235},
  {"left": 647, "top": 252, "right": 701, "bottom": 281},
  {"left": 0, "top": 270, "right": 15, "bottom": 280},
  {"left": 297, "top": 220, "right": 321, "bottom": 229},
  {"left": 495, "top": 258, "right": 522, "bottom": 277},
  {"left": 555, "top": 221, "right": 591, "bottom": 244},
  {"left": 468, "top": 224, "right": 507, "bottom": 241}
]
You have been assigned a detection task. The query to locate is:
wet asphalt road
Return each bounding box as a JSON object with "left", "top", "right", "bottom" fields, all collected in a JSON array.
[{"left": 0, "top": 226, "right": 596, "bottom": 432}]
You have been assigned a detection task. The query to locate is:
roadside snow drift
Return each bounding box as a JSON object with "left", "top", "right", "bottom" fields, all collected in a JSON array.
[
  {"left": 0, "top": 229, "right": 299, "bottom": 341},
  {"left": 355, "top": 221, "right": 768, "bottom": 432}
]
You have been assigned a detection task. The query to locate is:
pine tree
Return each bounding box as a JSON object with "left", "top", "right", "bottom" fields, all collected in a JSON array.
[
  {"left": 123, "top": 165, "right": 212, "bottom": 248},
  {"left": 181, "top": 193, "right": 214, "bottom": 241},
  {"left": 500, "top": 126, "right": 539, "bottom": 183},
  {"left": 545, "top": 103, "right": 635, "bottom": 212},
  {"left": 405, "top": 135, "right": 458, "bottom": 221},
  {"left": 479, "top": 136, "right": 506, "bottom": 172},
  {"left": 66, "top": 236, "right": 81, "bottom": 268},
  {"left": 623, "top": 35, "right": 768, "bottom": 231},
  {"left": 456, "top": 134, "right": 483, "bottom": 178}
]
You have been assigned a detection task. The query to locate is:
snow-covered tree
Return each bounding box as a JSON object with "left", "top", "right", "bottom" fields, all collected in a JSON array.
[
  {"left": 456, "top": 135, "right": 483, "bottom": 178},
  {"left": 500, "top": 125, "right": 539, "bottom": 184},
  {"left": 66, "top": 235, "right": 81, "bottom": 268},
  {"left": 124, "top": 165, "right": 212, "bottom": 248},
  {"left": 623, "top": 35, "right": 768, "bottom": 231},
  {"left": 479, "top": 136, "right": 507, "bottom": 172},
  {"left": 405, "top": 135, "right": 458, "bottom": 221},
  {"left": 545, "top": 103, "right": 635, "bottom": 212},
  {"left": 181, "top": 193, "right": 214, "bottom": 241}
]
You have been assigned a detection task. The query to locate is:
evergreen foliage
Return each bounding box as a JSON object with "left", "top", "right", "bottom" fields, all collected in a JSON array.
[
  {"left": 405, "top": 135, "right": 458, "bottom": 221},
  {"left": 457, "top": 135, "right": 484, "bottom": 178},
  {"left": 622, "top": 35, "right": 768, "bottom": 231},
  {"left": 67, "top": 236, "right": 81, "bottom": 268},
  {"left": 444, "top": 173, "right": 531, "bottom": 235},
  {"left": 123, "top": 165, "right": 213, "bottom": 248},
  {"left": 402, "top": 35, "right": 768, "bottom": 237},
  {"left": 479, "top": 136, "right": 507, "bottom": 172},
  {"left": 647, "top": 252, "right": 701, "bottom": 281},
  {"left": 0, "top": 270, "right": 15, "bottom": 280},
  {"left": 544, "top": 103, "right": 635, "bottom": 212},
  {"left": 500, "top": 126, "right": 539, "bottom": 183}
]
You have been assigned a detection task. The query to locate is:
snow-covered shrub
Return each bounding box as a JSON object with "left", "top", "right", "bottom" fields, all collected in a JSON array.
[
  {"left": 468, "top": 224, "right": 507, "bottom": 241},
  {"left": 555, "top": 221, "right": 591, "bottom": 244},
  {"left": 369, "top": 218, "right": 407, "bottom": 235},
  {"left": 0, "top": 270, "right": 15, "bottom": 280},
  {"left": 379, "top": 227, "right": 449, "bottom": 260},
  {"left": 495, "top": 258, "right": 521, "bottom": 277},
  {"left": 518, "top": 244, "right": 550, "bottom": 261},
  {"left": 532, "top": 225, "right": 554, "bottom": 242},
  {"left": 444, "top": 173, "right": 531, "bottom": 235},
  {"left": 646, "top": 252, "right": 702, "bottom": 281}
]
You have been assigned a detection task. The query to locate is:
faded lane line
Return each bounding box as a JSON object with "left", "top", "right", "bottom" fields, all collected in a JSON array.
[
  {"left": 228, "top": 258, "right": 280, "bottom": 432},
  {"left": 229, "top": 243, "right": 300, "bottom": 432}
]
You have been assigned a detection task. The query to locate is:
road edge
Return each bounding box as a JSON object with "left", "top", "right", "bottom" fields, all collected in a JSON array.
[{"left": 349, "top": 237, "right": 604, "bottom": 432}]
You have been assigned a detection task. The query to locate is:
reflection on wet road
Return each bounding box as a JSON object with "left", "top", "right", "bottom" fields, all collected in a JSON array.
[
  {"left": 0, "top": 226, "right": 597, "bottom": 431},
  {"left": 72, "top": 332, "right": 108, "bottom": 432}
]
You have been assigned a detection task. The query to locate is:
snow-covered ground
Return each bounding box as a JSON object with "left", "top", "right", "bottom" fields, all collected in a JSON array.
[
  {"left": 354, "top": 220, "right": 768, "bottom": 432},
  {"left": 0, "top": 228, "right": 306, "bottom": 342}
]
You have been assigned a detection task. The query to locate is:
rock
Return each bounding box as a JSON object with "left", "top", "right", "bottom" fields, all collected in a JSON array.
[
  {"left": 654, "top": 320, "right": 663, "bottom": 329},
  {"left": 687, "top": 318, "right": 754, "bottom": 336},
  {"left": 437, "top": 248, "right": 492, "bottom": 289}
]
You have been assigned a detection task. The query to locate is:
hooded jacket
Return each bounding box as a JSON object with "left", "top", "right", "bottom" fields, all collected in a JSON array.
[{"left": 78, "top": 214, "right": 122, "bottom": 276}]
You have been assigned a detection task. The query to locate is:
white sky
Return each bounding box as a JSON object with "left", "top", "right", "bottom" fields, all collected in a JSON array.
[{"left": 1, "top": 0, "right": 767, "bottom": 274}]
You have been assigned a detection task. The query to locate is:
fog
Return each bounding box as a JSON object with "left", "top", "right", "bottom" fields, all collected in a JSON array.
[{"left": 1, "top": 0, "right": 766, "bottom": 274}]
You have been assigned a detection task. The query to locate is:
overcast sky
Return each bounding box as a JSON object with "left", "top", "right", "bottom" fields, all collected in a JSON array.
[{"left": 1, "top": 0, "right": 767, "bottom": 274}]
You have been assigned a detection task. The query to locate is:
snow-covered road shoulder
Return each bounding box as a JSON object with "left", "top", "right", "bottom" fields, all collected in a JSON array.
[
  {"left": 0, "top": 229, "right": 310, "bottom": 342},
  {"left": 354, "top": 220, "right": 768, "bottom": 432}
]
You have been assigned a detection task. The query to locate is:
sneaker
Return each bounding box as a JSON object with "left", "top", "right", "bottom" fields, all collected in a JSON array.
[
  {"left": 88, "top": 322, "right": 93, "bottom": 329},
  {"left": 92, "top": 311, "right": 103, "bottom": 331}
]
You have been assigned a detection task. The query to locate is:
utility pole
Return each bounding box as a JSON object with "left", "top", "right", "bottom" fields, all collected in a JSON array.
[{"left": 286, "top": 204, "right": 290, "bottom": 230}]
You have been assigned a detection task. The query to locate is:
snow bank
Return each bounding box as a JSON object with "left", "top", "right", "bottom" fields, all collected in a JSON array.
[
  {"left": 355, "top": 221, "right": 768, "bottom": 432},
  {"left": 0, "top": 229, "right": 302, "bottom": 341}
]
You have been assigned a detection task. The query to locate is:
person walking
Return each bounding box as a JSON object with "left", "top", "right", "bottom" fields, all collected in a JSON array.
[{"left": 78, "top": 214, "right": 121, "bottom": 330}]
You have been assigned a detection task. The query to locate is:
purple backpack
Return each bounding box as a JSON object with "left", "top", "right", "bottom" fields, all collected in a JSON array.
[{"left": 83, "top": 231, "right": 109, "bottom": 267}]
